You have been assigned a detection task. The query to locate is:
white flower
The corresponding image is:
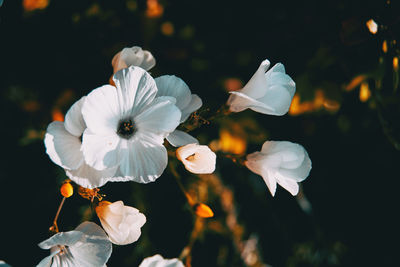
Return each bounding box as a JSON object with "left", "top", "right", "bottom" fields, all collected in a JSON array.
[
  {"left": 245, "top": 141, "right": 311, "bottom": 196},
  {"left": 95, "top": 201, "right": 146, "bottom": 245},
  {"left": 44, "top": 97, "right": 118, "bottom": 189},
  {"left": 112, "top": 46, "right": 156, "bottom": 73},
  {"left": 81, "top": 66, "right": 181, "bottom": 183},
  {"left": 176, "top": 143, "right": 216, "bottom": 174},
  {"left": 155, "top": 75, "right": 202, "bottom": 147},
  {"left": 139, "top": 254, "right": 184, "bottom": 267},
  {"left": 37, "top": 221, "right": 112, "bottom": 267},
  {"left": 227, "top": 59, "right": 296, "bottom": 116}
]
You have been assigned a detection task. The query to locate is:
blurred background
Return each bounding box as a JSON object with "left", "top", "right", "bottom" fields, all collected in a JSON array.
[{"left": 0, "top": 0, "right": 399, "bottom": 266}]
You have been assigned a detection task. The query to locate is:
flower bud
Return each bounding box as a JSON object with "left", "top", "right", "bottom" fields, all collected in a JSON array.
[
  {"left": 60, "top": 182, "right": 73, "bottom": 198},
  {"left": 194, "top": 203, "right": 214, "bottom": 218},
  {"left": 176, "top": 143, "right": 216, "bottom": 174},
  {"left": 95, "top": 200, "right": 146, "bottom": 245}
]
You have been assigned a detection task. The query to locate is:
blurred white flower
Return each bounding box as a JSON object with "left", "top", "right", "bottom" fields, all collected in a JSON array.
[
  {"left": 176, "top": 143, "right": 216, "bottom": 174},
  {"left": 44, "top": 97, "right": 118, "bottom": 189},
  {"left": 155, "top": 75, "right": 202, "bottom": 147},
  {"left": 112, "top": 46, "right": 156, "bottom": 73},
  {"left": 37, "top": 221, "right": 112, "bottom": 267},
  {"left": 95, "top": 200, "right": 146, "bottom": 245},
  {"left": 139, "top": 254, "right": 184, "bottom": 267},
  {"left": 81, "top": 66, "right": 181, "bottom": 183},
  {"left": 245, "top": 141, "right": 311, "bottom": 196},
  {"left": 0, "top": 260, "right": 11, "bottom": 267},
  {"left": 227, "top": 59, "right": 295, "bottom": 116}
]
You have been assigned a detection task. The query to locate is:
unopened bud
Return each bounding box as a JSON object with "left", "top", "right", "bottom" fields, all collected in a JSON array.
[
  {"left": 60, "top": 182, "right": 73, "bottom": 198},
  {"left": 194, "top": 203, "right": 214, "bottom": 218}
]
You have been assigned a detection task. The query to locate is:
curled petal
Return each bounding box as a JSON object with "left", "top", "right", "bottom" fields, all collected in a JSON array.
[
  {"left": 112, "top": 46, "right": 156, "bottom": 73},
  {"left": 180, "top": 94, "right": 203, "bottom": 122},
  {"left": 176, "top": 144, "right": 216, "bottom": 174},
  {"left": 155, "top": 75, "right": 192, "bottom": 110}
]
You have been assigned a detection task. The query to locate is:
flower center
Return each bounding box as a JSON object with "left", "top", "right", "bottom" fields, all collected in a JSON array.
[{"left": 117, "top": 119, "right": 135, "bottom": 139}]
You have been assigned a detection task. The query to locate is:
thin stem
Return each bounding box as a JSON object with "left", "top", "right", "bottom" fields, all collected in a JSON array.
[
  {"left": 49, "top": 197, "right": 66, "bottom": 233},
  {"left": 169, "top": 162, "right": 195, "bottom": 206}
]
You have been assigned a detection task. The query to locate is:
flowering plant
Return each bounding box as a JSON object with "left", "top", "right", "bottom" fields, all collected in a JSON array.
[{"left": 36, "top": 45, "right": 312, "bottom": 266}]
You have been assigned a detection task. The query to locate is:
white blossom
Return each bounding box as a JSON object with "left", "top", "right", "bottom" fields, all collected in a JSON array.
[
  {"left": 139, "top": 254, "right": 184, "bottom": 267},
  {"left": 227, "top": 59, "right": 295, "bottom": 116},
  {"left": 155, "top": 75, "right": 202, "bottom": 147},
  {"left": 112, "top": 46, "right": 156, "bottom": 73},
  {"left": 37, "top": 221, "right": 112, "bottom": 267},
  {"left": 44, "top": 97, "right": 118, "bottom": 189},
  {"left": 176, "top": 143, "right": 216, "bottom": 174},
  {"left": 95, "top": 201, "right": 146, "bottom": 245},
  {"left": 245, "top": 141, "right": 311, "bottom": 196},
  {"left": 81, "top": 66, "right": 181, "bottom": 183}
]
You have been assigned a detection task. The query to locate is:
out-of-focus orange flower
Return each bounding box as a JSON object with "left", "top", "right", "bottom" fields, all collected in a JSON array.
[
  {"left": 23, "top": 0, "right": 49, "bottom": 12},
  {"left": 161, "top": 22, "right": 174, "bottom": 36},
  {"left": 224, "top": 78, "right": 243, "bottom": 92},
  {"left": 289, "top": 90, "right": 340, "bottom": 115},
  {"left": 382, "top": 40, "right": 388, "bottom": 53},
  {"left": 345, "top": 75, "right": 367, "bottom": 91},
  {"left": 366, "top": 19, "right": 378, "bottom": 34},
  {"left": 22, "top": 100, "right": 40, "bottom": 112},
  {"left": 219, "top": 130, "right": 247, "bottom": 155},
  {"left": 146, "top": 0, "right": 163, "bottom": 18},
  {"left": 359, "top": 82, "right": 371, "bottom": 102},
  {"left": 393, "top": 57, "right": 399, "bottom": 72},
  {"left": 52, "top": 108, "right": 64, "bottom": 122},
  {"left": 194, "top": 203, "right": 214, "bottom": 218}
]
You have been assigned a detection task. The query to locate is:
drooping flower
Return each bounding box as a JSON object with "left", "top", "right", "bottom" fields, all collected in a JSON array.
[
  {"left": 155, "top": 75, "right": 202, "bottom": 147},
  {"left": 245, "top": 141, "right": 311, "bottom": 196},
  {"left": 81, "top": 66, "right": 181, "bottom": 183},
  {"left": 95, "top": 200, "right": 146, "bottom": 245},
  {"left": 112, "top": 46, "right": 156, "bottom": 73},
  {"left": 37, "top": 221, "right": 112, "bottom": 267},
  {"left": 139, "top": 254, "right": 184, "bottom": 267},
  {"left": 227, "top": 59, "right": 296, "bottom": 116},
  {"left": 44, "top": 97, "right": 118, "bottom": 189},
  {"left": 176, "top": 143, "right": 216, "bottom": 174}
]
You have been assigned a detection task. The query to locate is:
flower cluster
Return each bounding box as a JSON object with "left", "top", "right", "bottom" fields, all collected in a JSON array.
[{"left": 39, "top": 45, "right": 312, "bottom": 266}]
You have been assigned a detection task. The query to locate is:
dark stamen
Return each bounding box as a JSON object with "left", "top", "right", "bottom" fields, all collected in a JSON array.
[{"left": 117, "top": 119, "right": 135, "bottom": 139}]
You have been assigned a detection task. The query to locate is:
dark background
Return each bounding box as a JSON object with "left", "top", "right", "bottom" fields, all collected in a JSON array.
[{"left": 0, "top": 0, "right": 399, "bottom": 266}]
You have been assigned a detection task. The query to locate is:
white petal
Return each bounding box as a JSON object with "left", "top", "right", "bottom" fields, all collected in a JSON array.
[
  {"left": 256, "top": 85, "right": 294, "bottom": 116},
  {"left": 64, "top": 96, "right": 86, "bottom": 137},
  {"left": 135, "top": 96, "right": 181, "bottom": 137},
  {"left": 118, "top": 138, "right": 168, "bottom": 183},
  {"left": 139, "top": 254, "right": 184, "bottom": 267},
  {"left": 38, "top": 231, "right": 83, "bottom": 249},
  {"left": 69, "top": 222, "right": 112, "bottom": 267},
  {"left": 111, "top": 51, "right": 129, "bottom": 74},
  {"left": 155, "top": 75, "right": 192, "bottom": 111},
  {"left": 245, "top": 152, "right": 267, "bottom": 176},
  {"left": 44, "top": 121, "right": 84, "bottom": 170},
  {"left": 166, "top": 130, "right": 199, "bottom": 147},
  {"left": 276, "top": 175, "right": 299, "bottom": 196},
  {"left": 66, "top": 163, "right": 118, "bottom": 189},
  {"left": 139, "top": 50, "right": 156, "bottom": 71},
  {"left": 227, "top": 91, "right": 276, "bottom": 114},
  {"left": 180, "top": 94, "right": 203, "bottom": 122},
  {"left": 113, "top": 66, "right": 158, "bottom": 117},
  {"left": 240, "top": 59, "right": 271, "bottom": 99},
  {"left": 120, "top": 47, "right": 145, "bottom": 67},
  {"left": 82, "top": 84, "right": 122, "bottom": 135},
  {"left": 81, "top": 129, "right": 121, "bottom": 170},
  {"left": 262, "top": 171, "right": 277, "bottom": 197}
]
